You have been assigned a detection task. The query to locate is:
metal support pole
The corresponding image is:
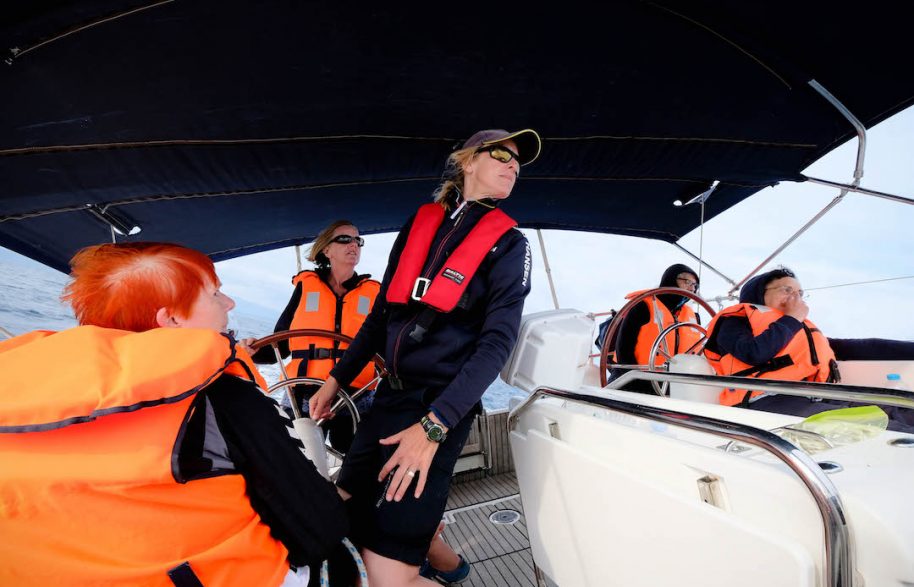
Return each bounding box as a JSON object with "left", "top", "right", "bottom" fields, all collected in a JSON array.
[
  {"left": 804, "top": 176, "right": 914, "bottom": 206},
  {"left": 729, "top": 79, "right": 868, "bottom": 296},
  {"left": 728, "top": 191, "right": 848, "bottom": 296},
  {"left": 671, "top": 242, "right": 737, "bottom": 287},
  {"left": 808, "top": 79, "right": 866, "bottom": 182},
  {"left": 536, "top": 229, "right": 560, "bottom": 309},
  {"left": 294, "top": 244, "right": 302, "bottom": 273}
]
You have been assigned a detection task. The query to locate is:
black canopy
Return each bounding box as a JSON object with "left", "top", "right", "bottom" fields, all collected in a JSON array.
[{"left": 2, "top": 1, "right": 912, "bottom": 272}]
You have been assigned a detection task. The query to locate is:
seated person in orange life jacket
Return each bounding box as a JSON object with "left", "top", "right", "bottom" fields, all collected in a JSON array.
[
  {"left": 247, "top": 220, "right": 380, "bottom": 453},
  {"left": 0, "top": 242, "right": 347, "bottom": 587},
  {"left": 604, "top": 263, "right": 702, "bottom": 392},
  {"left": 703, "top": 266, "right": 914, "bottom": 432}
]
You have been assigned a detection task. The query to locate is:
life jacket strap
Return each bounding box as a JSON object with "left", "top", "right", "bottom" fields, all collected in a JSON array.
[
  {"left": 408, "top": 292, "right": 472, "bottom": 343},
  {"left": 731, "top": 354, "right": 795, "bottom": 407},
  {"left": 290, "top": 348, "right": 345, "bottom": 360},
  {"left": 801, "top": 324, "right": 820, "bottom": 366},
  {"left": 828, "top": 358, "right": 842, "bottom": 383},
  {"left": 167, "top": 562, "right": 204, "bottom": 587}
]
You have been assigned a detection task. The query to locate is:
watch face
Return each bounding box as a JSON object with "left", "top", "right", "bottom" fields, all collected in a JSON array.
[{"left": 427, "top": 425, "right": 444, "bottom": 442}]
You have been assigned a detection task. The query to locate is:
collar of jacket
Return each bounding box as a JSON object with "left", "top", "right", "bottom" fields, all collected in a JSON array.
[{"left": 314, "top": 267, "right": 371, "bottom": 292}]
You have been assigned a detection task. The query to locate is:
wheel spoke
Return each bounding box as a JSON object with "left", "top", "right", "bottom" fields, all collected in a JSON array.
[{"left": 248, "top": 329, "right": 386, "bottom": 473}]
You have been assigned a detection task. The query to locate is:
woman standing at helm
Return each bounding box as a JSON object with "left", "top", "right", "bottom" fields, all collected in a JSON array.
[
  {"left": 250, "top": 220, "right": 380, "bottom": 452},
  {"left": 310, "top": 128, "right": 540, "bottom": 586}
]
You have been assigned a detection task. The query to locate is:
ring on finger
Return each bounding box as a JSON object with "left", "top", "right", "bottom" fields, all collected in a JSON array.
[{"left": 405, "top": 469, "right": 416, "bottom": 477}]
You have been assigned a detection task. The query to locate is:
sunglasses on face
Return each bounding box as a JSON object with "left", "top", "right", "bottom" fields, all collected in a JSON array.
[
  {"left": 330, "top": 235, "right": 365, "bottom": 247},
  {"left": 476, "top": 145, "right": 521, "bottom": 164}
]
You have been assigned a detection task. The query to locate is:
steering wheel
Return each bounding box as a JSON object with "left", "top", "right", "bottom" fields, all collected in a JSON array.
[
  {"left": 599, "top": 287, "right": 716, "bottom": 388},
  {"left": 646, "top": 321, "right": 709, "bottom": 396},
  {"left": 248, "top": 329, "right": 386, "bottom": 463}
]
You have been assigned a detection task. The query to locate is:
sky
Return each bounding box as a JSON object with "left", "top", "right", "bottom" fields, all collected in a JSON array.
[{"left": 2, "top": 106, "right": 913, "bottom": 341}]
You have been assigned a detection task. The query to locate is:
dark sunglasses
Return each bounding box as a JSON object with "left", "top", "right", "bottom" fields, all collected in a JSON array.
[
  {"left": 330, "top": 234, "right": 365, "bottom": 247},
  {"left": 476, "top": 145, "right": 521, "bottom": 164}
]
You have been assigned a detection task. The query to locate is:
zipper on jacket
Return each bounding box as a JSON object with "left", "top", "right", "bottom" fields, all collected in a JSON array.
[
  {"left": 390, "top": 205, "right": 469, "bottom": 376},
  {"left": 421, "top": 206, "right": 467, "bottom": 280}
]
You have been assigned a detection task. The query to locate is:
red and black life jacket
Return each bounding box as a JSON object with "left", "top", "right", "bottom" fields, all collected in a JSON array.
[{"left": 386, "top": 202, "right": 517, "bottom": 313}]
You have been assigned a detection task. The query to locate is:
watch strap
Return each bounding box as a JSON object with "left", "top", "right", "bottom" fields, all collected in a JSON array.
[{"left": 420, "top": 415, "right": 447, "bottom": 443}]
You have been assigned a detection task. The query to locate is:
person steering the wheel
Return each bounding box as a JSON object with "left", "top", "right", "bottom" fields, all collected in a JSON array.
[
  {"left": 605, "top": 263, "right": 702, "bottom": 392},
  {"left": 248, "top": 220, "right": 380, "bottom": 452}
]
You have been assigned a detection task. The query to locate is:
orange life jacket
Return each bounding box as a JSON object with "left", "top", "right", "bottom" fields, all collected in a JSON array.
[
  {"left": 287, "top": 271, "right": 380, "bottom": 389},
  {"left": 703, "top": 303, "right": 838, "bottom": 406},
  {"left": 0, "top": 327, "right": 290, "bottom": 587},
  {"left": 625, "top": 290, "right": 701, "bottom": 366},
  {"left": 387, "top": 203, "right": 517, "bottom": 312}
]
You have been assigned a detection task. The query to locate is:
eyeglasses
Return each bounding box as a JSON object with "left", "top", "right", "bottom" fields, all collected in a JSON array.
[
  {"left": 676, "top": 275, "right": 698, "bottom": 290},
  {"left": 330, "top": 235, "right": 365, "bottom": 247},
  {"left": 765, "top": 285, "right": 808, "bottom": 299},
  {"left": 476, "top": 145, "right": 521, "bottom": 164}
]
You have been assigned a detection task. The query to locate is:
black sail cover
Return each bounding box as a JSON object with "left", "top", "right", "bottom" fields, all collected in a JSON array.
[{"left": 1, "top": 1, "right": 912, "bottom": 271}]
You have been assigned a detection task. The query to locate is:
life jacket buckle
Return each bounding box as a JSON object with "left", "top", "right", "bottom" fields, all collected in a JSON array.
[{"left": 411, "top": 277, "right": 431, "bottom": 301}]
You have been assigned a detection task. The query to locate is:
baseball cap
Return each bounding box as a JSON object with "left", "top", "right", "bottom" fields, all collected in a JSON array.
[{"left": 461, "top": 128, "right": 541, "bottom": 166}]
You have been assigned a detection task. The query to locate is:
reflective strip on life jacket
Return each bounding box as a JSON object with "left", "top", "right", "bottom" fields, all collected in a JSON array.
[
  {"left": 387, "top": 203, "right": 517, "bottom": 312},
  {"left": 703, "top": 303, "right": 837, "bottom": 406},
  {"left": 288, "top": 271, "right": 380, "bottom": 388}
]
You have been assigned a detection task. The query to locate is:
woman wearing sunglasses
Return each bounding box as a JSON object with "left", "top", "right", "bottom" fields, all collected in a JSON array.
[
  {"left": 308, "top": 128, "right": 540, "bottom": 586},
  {"left": 250, "top": 220, "right": 380, "bottom": 452},
  {"left": 703, "top": 266, "right": 914, "bottom": 430}
]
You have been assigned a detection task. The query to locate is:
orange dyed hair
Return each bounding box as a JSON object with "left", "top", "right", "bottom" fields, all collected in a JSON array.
[{"left": 62, "top": 242, "right": 218, "bottom": 332}]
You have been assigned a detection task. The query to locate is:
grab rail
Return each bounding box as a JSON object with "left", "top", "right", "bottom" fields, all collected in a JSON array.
[
  {"left": 608, "top": 369, "right": 914, "bottom": 410},
  {"left": 508, "top": 386, "right": 854, "bottom": 587}
]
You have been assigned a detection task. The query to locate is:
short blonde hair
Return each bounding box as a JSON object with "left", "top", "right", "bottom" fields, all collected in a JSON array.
[{"left": 307, "top": 220, "right": 358, "bottom": 268}]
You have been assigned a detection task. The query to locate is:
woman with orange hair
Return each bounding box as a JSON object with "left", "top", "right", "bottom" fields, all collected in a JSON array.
[{"left": 0, "top": 242, "right": 346, "bottom": 587}]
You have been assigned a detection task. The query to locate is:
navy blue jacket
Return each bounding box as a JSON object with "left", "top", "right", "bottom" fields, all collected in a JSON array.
[
  {"left": 329, "top": 198, "right": 532, "bottom": 427},
  {"left": 704, "top": 273, "right": 804, "bottom": 364},
  {"left": 706, "top": 272, "right": 914, "bottom": 363}
]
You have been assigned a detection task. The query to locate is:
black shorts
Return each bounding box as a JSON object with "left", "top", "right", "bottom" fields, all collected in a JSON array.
[{"left": 336, "top": 381, "right": 475, "bottom": 566}]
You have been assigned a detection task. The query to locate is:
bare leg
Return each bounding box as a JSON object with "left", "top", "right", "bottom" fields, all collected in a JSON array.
[
  {"left": 361, "top": 548, "right": 437, "bottom": 587},
  {"left": 426, "top": 522, "right": 460, "bottom": 572}
]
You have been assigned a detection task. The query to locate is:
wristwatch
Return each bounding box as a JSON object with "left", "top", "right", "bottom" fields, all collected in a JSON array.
[{"left": 420, "top": 415, "right": 447, "bottom": 443}]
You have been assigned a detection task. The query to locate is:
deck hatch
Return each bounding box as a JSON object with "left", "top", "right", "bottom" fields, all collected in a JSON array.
[{"left": 489, "top": 509, "right": 521, "bottom": 525}]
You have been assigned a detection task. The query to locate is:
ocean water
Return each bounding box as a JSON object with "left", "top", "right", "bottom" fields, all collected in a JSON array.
[{"left": 0, "top": 259, "right": 526, "bottom": 410}]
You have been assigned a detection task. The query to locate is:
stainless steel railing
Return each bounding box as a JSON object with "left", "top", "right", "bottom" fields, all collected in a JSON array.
[
  {"left": 508, "top": 385, "right": 857, "bottom": 587},
  {"left": 608, "top": 369, "right": 914, "bottom": 409}
]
